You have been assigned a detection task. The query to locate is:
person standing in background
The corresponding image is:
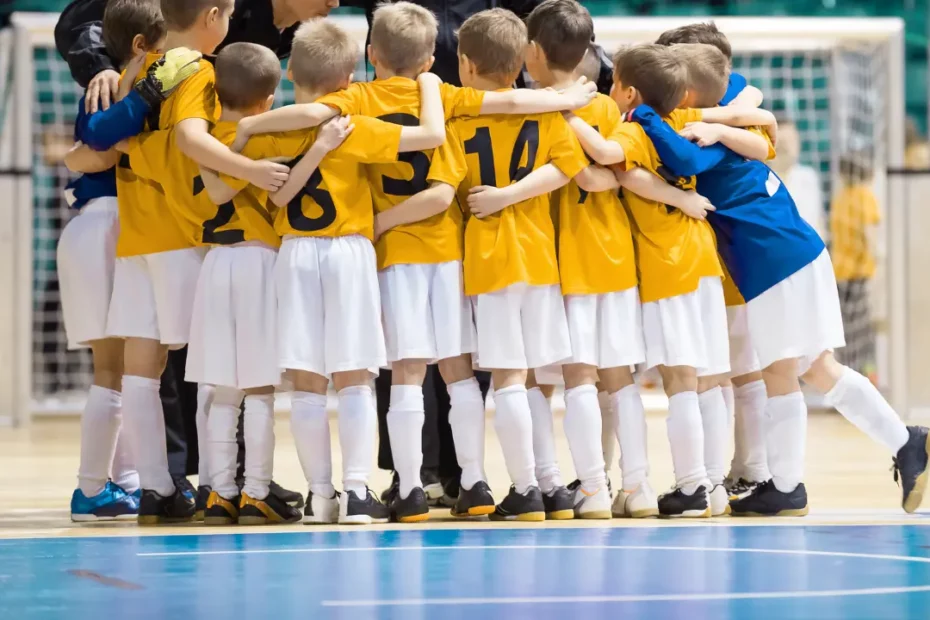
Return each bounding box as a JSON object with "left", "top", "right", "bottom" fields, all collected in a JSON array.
[
  {"left": 770, "top": 118, "right": 826, "bottom": 241},
  {"left": 905, "top": 117, "right": 930, "bottom": 170}
]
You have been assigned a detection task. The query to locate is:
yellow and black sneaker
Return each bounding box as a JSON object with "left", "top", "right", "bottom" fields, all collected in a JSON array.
[
  {"left": 543, "top": 486, "right": 575, "bottom": 520},
  {"left": 194, "top": 485, "right": 212, "bottom": 522},
  {"left": 489, "top": 486, "right": 545, "bottom": 522},
  {"left": 203, "top": 491, "right": 240, "bottom": 525},
  {"left": 451, "top": 481, "right": 495, "bottom": 518},
  {"left": 730, "top": 480, "right": 808, "bottom": 517},
  {"left": 238, "top": 492, "right": 302, "bottom": 525},
  {"left": 390, "top": 487, "right": 430, "bottom": 523},
  {"left": 137, "top": 487, "right": 196, "bottom": 525}
]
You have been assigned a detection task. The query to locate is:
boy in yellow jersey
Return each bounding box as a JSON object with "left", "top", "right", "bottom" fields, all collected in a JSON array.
[{"left": 233, "top": 2, "right": 598, "bottom": 523}]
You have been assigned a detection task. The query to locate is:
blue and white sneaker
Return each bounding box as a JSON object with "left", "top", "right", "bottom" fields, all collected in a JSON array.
[{"left": 70, "top": 481, "right": 140, "bottom": 522}]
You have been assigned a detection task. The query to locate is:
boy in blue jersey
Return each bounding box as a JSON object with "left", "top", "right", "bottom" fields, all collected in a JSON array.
[
  {"left": 58, "top": 0, "right": 169, "bottom": 522},
  {"left": 629, "top": 40, "right": 930, "bottom": 516}
]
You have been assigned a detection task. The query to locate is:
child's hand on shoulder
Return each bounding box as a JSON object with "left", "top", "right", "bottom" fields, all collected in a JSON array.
[
  {"left": 317, "top": 116, "right": 354, "bottom": 152},
  {"left": 417, "top": 72, "right": 443, "bottom": 88},
  {"left": 244, "top": 158, "right": 290, "bottom": 192},
  {"left": 467, "top": 185, "right": 510, "bottom": 219},
  {"left": 560, "top": 77, "right": 597, "bottom": 110},
  {"left": 680, "top": 122, "right": 723, "bottom": 147}
]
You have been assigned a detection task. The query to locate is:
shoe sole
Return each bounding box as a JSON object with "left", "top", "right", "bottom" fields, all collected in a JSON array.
[
  {"left": 576, "top": 510, "right": 612, "bottom": 519},
  {"left": 546, "top": 509, "right": 575, "bottom": 520},
  {"left": 904, "top": 434, "right": 930, "bottom": 514},
  {"left": 731, "top": 505, "right": 809, "bottom": 517},
  {"left": 613, "top": 508, "right": 659, "bottom": 518},
  {"left": 70, "top": 513, "right": 138, "bottom": 522},
  {"left": 193, "top": 510, "right": 205, "bottom": 522},
  {"left": 302, "top": 517, "right": 338, "bottom": 525},
  {"left": 489, "top": 511, "right": 546, "bottom": 522},
  {"left": 397, "top": 512, "right": 431, "bottom": 524},
  {"left": 451, "top": 505, "right": 496, "bottom": 518},
  {"left": 138, "top": 515, "right": 194, "bottom": 525},
  {"left": 660, "top": 507, "right": 712, "bottom": 519},
  {"left": 203, "top": 516, "right": 237, "bottom": 525},
  {"left": 339, "top": 516, "right": 390, "bottom": 525}
]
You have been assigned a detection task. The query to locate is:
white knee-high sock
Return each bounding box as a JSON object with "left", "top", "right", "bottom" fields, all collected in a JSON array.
[
  {"left": 527, "top": 386, "right": 561, "bottom": 492},
  {"left": 110, "top": 428, "right": 139, "bottom": 494},
  {"left": 290, "top": 391, "right": 333, "bottom": 497},
  {"left": 667, "top": 391, "right": 708, "bottom": 492},
  {"left": 733, "top": 380, "right": 769, "bottom": 482},
  {"left": 599, "top": 390, "right": 617, "bottom": 471},
  {"left": 77, "top": 385, "right": 122, "bottom": 497},
  {"left": 195, "top": 384, "right": 215, "bottom": 488},
  {"left": 209, "top": 388, "right": 244, "bottom": 500},
  {"left": 612, "top": 384, "right": 650, "bottom": 490},
  {"left": 494, "top": 384, "right": 538, "bottom": 494},
  {"left": 825, "top": 366, "right": 909, "bottom": 454},
  {"left": 564, "top": 384, "right": 606, "bottom": 490},
  {"left": 122, "top": 375, "right": 174, "bottom": 497},
  {"left": 766, "top": 391, "right": 807, "bottom": 493},
  {"left": 338, "top": 385, "right": 376, "bottom": 497},
  {"left": 722, "top": 384, "right": 735, "bottom": 428},
  {"left": 387, "top": 384, "right": 425, "bottom": 499},
  {"left": 698, "top": 387, "right": 729, "bottom": 487},
  {"left": 242, "top": 394, "right": 275, "bottom": 500},
  {"left": 448, "top": 377, "right": 487, "bottom": 491}
]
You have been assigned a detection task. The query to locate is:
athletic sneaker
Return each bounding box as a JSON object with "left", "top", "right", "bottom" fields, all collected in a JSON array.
[
  {"left": 203, "top": 491, "right": 240, "bottom": 525},
  {"left": 451, "top": 481, "right": 495, "bottom": 518},
  {"left": 709, "top": 484, "right": 731, "bottom": 516},
  {"left": 569, "top": 477, "right": 612, "bottom": 494},
  {"left": 238, "top": 492, "right": 302, "bottom": 525},
  {"left": 726, "top": 477, "right": 761, "bottom": 500},
  {"left": 543, "top": 486, "right": 575, "bottom": 520},
  {"left": 893, "top": 425, "right": 930, "bottom": 513},
  {"left": 381, "top": 472, "right": 400, "bottom": 506},
  {"left": 70, "top": 481, "right": 139, "bottom": 522},
  {"left": 612, "top": 481, "right": 659, "bottom": 518},
  {"left": 572, "top": 483, "right": 611, "bottom": 519},
  {"left": 340, "top": 488, "right": 390, "bottom": 525},
  {"left": 269, "top": 481, "right": 305, "bottom": 509},
  {"left": 304, "top": 490, "right": 340, "bottom": 525},
  {"left": 438, "top": 476, "right": 460, "bottom": 508},
  {"left": 172, "top": 475, "right": 197, "bottom": 503},
  {"left": 421, "top": 468, "right": 444, "bottom": 504},
  {"left": 138, "top": 486, "right": 196, "bottom": 525},
  {"left": 194, "top": 485, "right": 212, "bottom": 522},
  {"left": 390, "top": 487, "right": 430, "bottom": 523},
  {"left": 658, "top": 485, "right": 711, "bottom": 518},
  {"left": 489, "top": 486, "right": 546, "bottom": 522},
  {"left": 729, "top": 480, "right": 808, "bottom": 517}
]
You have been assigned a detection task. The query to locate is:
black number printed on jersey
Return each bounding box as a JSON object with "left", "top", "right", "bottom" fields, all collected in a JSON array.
[
  {"left": 378, "top": 113, "right": 430, "bottom": 196},
  {"left": 463, "top": 120, "right": 540, "bottom": 188},
  {"left": 284, "top": 156, "right": 337, "bottom": 232},
  {"left": 656, "top": 163, "right": 689, "bottom": 215},
  {"left": 193, "top": 175, "right": 244, "bottom": 245}
]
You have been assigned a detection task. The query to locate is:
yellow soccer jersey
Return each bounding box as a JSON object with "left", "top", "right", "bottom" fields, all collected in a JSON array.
[
  {"left": 316, "top": 77, "right": 485, "bottom": 269},
  {"left": 830, "top": 183, "right": 880, "bottom": 281},
  {"left": 552, "top": 94, "right": 637, "bottom": 296},
  {"left": 427, "top": 107, "right": 589, "bottom": 296},
  {"left": 239, "top": 115, "right": 403, "bottom": 239},
  {"left": 115, "top": 53, "right": 220, "bottom": 257},
  {"left": 610, "top": 108, "right": 723, "bottom": 303}
]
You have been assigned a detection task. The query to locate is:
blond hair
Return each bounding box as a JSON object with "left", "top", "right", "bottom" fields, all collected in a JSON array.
[
  {"left": 215, "top": 43, "right": 281, "bottom": 110},
  {"left": 289, "top": 19, "right": 360, "bottom": 92},
  {"left": 370, "top": 2, "right": 438, "bottom": 75},
  {"left": 674, "top": 43, "right": 729, "bottom": 108},
  {"left": 613, "top": 44, "right": 688, "bottom": 117},
  {"left": 457, "top": 9, "right": 526, "bottom": 80}
]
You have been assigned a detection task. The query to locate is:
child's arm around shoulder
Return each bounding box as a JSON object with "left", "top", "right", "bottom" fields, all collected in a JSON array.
[
  {"left": 564, "top": 112, "right": 626, "bottom": 165},
  {"left": 269, "top": 118, "right": 354, "bottom": 206},
  {"left": 679, "top": 122, "right": 773, "bottom": 162},
  {"left": 198, "top": 168, "right": 239, "bottom": 205},
  {"left": 374, "top": 182, "right": 457, "bottom": 240},
  {"left": 478, "top": 78, "right": 596, "bottom": 116},
  {"left": 64, "top": 142, "right": 119, "bottom": 173},
  {"left": 729, "top": 85, "right": 764, "bottom": 108},
  {"left": 466, "top": 164, "right": 570, "bottom": 219},
  {"left": 614, "top": 166, "right": 716, "bottom": 220}
]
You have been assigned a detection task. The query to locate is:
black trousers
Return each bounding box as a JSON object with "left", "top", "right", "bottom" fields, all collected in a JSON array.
[
  {"left": 376, "top": 365, "right": 491, "bottom": 481},
  {"left": 161, "top": 347, "right": 200, "bottom": 477}
]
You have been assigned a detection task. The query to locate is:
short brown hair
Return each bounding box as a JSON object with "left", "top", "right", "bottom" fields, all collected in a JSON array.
[
  {"left": 289, "top": 19, "right": 360, "bottom": 92},
  {"left": 613, "top": 44, "right": 688, "bottom": 117},
  {"left": 370, "top": 2, "right": 438, "bottom": 76},
  {"left": 526, "top": 0, "right": 593, "bottom": 73},
  {"left": 574, "top": 43, "right": 600, "bottom": 83},
  {"left": 674, "top": 43, "right": 729, "bottom": 108},
  {"left": 656, "top": 22, "right": 732, "bottom": 61},
  {"left": 102, "top": 0, "right": 165, "bottom": 65},
  {"left": 160, "top": 0, "right": 231, "bottom": 32},
  {"left": 214, "top": 43, "right": 281, "bottom": 110},
  {"left": 457, "top": 9, "right": 526, "bottom": 80}
]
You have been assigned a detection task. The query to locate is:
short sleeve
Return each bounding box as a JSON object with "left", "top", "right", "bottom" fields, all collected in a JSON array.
[
  {"left": 547, "top": 113, "right": 588, "bottom": 179},
  {"left": 607, "top": 122, "right": 652, "bottom": 171},
  {"left": 748, "top": 127, "right": 777, "bottom": 161},
  {"left": 440, "top": 84, "right": 485, "bottom": 120},
  {"left": 315, "top": 83, "right": 365, "bottom": 115},
  {"left": 332, "top": 116, "right": 402, "bottom": 163},
  {"left": 427, "top": 125, "right": 468, "bottom": 188},
  {"left": 667, "top": 108, "right": 703, "bottom": 130},
  {"left": 217, "top": 134, "right": 279, "bottom": 189},
  {"left": 127, "top": 130, "right": 174, "bottom": 182},
  {"left": 599, "top": 96, "right": 622, "bottom": 137},
  {"left": 169, "top": 62, "right": 219, "bottom": 124}
]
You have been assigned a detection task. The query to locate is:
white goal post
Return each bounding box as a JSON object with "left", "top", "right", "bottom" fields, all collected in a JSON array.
[{"left": 0, "top": 12, "right": 906, "bottom": 425}]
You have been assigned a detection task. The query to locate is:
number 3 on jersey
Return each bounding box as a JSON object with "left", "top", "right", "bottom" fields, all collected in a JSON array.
[
  {"left": 284, "top": 156, "right": 337, "bottom": 231},
  {"left": 378, "top": 113, "right": 430, "bottom": 196},
  {"left": 463, "top": 120, "right": 540, "bottom": 188}
]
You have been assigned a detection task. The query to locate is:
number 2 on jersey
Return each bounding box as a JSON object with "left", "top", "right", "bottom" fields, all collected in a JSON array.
[
  {"left": 463, "top": 120, "right": 540, "bottom": 187},
  {"left": 193, "top": 175, "right": 244, "bottom": 245}
]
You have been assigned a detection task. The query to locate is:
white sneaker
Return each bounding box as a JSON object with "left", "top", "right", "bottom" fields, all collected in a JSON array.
[
  {"left": 303, "top": 490, "right": 339, "bottom": 524},
  {"left": 573, "top": 483, "right": 612, "bottom": 519},
  {"left": 613, "top": 481, "right": 659, "bottom": 518},
  {"left": 710, "top": 484, "right": 731, "bottom": 516}
]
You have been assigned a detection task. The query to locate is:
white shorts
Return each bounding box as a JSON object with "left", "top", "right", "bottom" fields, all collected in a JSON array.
[
  {"left": 380, "top": 261, "right": 476, "bottom": 363},
  {"left": 474, "top": 283, "right": 571, "bottom": 370},
  {"left": 106, "top": 246, "right": 205, "bottom": 348},
  {"left": 57, "top": 198, "right": 119, "bottom": 349},
  {"left": 642, "top": 276, "right": 730, "bottom": 377},
  {"left": 727, "top": 304, "right": 761, "bottom": 377},
  {"left": 534, "top": 364, "right": 563, "bottom": 385},
  {"left": 185, "top": 245, "right": 280, "bottom": 390},
  {"left": 276, "top": 235, "right": 385, "bottom": 377},
  {"left": 565, "top": 287, "right": 646, "bottom": 369},
  {"left": 746, "top": 249, "right": 846, "bottom": 375}
]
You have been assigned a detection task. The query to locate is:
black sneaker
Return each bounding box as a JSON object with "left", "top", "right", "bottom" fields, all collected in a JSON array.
[
  {"left": 658, "top": 485, "right": 711, "bottom": 518},
  {"left": 203, "top": 491, "right": 240, "bottom": 525},
  {"left": 421, "top": 467, "right": 444, "bottom": 504},
  {"left": 451, "top": 481, "right": 495, "bottom": 518},
  {"left": 172, "top": 475, "right": 197, "bottom": 503},
  {"left": 138, "top": 487, "right": 196, "bottom": 525},
  {"left": 303, "top": 489, "right": 339, "bottom": 525},
  {"left": 489, "top": 486, "right": 546, "bottom": 522},
  {"left": 194, "top": 485, "right": 212, "bottom": 521},
  {"left": 438, "top": 476, "right": 460, "bottom": 508},
  {"left": 390, "top": 487, "right": 431, "bottom": 523},
  {"left": 893, "top": 426, "right": 930, "bottom": 513},
  {"left": 269, "top": 480, "right": 304, "bottom": 509},
  {"left": 726, "top": 478, "right": 761, "bottom": 501},
  {"left": 238, "top": 491, "right": 302, "bottom": 525},
  {"left": 340, "top": 488, "right": 390, "bottom": 525},
  {"left": 381, "top": 472, "right": 400, "bottom": 506},
  {"left": 543, "top": 486, "right": 575, "bottom": 520},
  {"left": 730, "top": 480, "right": 808, "bottom": 517}
]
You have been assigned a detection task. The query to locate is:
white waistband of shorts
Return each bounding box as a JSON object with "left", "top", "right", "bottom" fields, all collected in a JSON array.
[
  {"left": 215, "top": 240, "right": 278, "bottom": 252},
  {"left": 79, "top": 196, "right": 119, "bottom": 214}
]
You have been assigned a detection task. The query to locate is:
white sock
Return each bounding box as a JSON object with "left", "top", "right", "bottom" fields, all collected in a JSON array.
[
  {"left": 447, "top": 377, "right": 487, "bottom": 491},
  {"left": 698, "top": 387, "right": 729, "bottom": 486},
  {"left": 110, "top": 429, "right": 139, "bottom": 494},
  {"left": 766, "top": 391, "right": 807, "bottom": 493},
  {"left": 122, "top": 375, "right": 174, "bottom": 497},
  {"left": 494, "top": 384, "right": 538, "bottom": 494},
  {"left": 527, "top": 386, "right": 561, "bottom": 492},
  {"left": 667, "top": 391, "right": 708, "bottom": 491},
  {"left": 612, "top": 384, "right": 649, "bottom": 490},
  {"left": 338, "top": 385, "right": 376, "bottom": 498},
  {"left": 196, "top": 384, "right": 215, "bottom": 488},
  {"left": 825, "top": 366, "right": 909, "bottom": 454},
  {"left": 290, "top": 391, "right": 334, "bottom": 498},
  {"left": 77, "top": 385, "right": 122, "bottom": 497},
  {"left": 242, "top": 394, "right": 275, "bottom": 500},
  {"left": 598, "top": 390, "right": 617, "bottom": 471},
  {"left": 208, "top": 387, "right": 244, "bottom": 500},
  {"left": 734, "top": 380, "right": 769, "bottom": 482},
  {"left": 563, "top": 384, "right": 606, "bottom": 490},
  {"left": 387, "top": 384, "right": 425, "bottom": 499},
  {"left": 722, "top": 384, "right": 735, "bottom": 428}
]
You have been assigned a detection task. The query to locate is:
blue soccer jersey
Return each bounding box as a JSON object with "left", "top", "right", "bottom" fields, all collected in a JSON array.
[{"left": 719, "top": 72, "right": 747, "bottom": 106}]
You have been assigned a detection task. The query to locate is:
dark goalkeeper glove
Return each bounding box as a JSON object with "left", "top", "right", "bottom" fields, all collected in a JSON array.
[{"left": 133, "top": 47, "right": 203, "bottom": 107}]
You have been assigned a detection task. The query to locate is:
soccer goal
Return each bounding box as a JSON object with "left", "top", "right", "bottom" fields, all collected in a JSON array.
[{"left": 0, "top": 13, "right": 906, "bottom": 425}]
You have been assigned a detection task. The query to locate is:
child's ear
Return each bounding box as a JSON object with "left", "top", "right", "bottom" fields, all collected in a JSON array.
[
  {"left": 367, "top": 44, "right": 378, "bottom": 68},
  {"left": 130, "top": 34, "right": 147, "bottom": 56},
  {"left": 347, "top": 72, "right": 355, "bottom": 84},
  {"left": 261, "top": 94, "right": 275, "bottom": 112},
  {"left": 286, "top": 64, "right": 294, "bottom": 81}
]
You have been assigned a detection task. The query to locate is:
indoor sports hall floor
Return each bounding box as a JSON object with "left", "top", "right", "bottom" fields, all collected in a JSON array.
[{"left": 2, "top": 406, "right": 930, "bottom": 619}]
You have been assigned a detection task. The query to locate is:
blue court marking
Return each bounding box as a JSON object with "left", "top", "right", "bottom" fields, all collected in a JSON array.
[{"left": 3, "top": 525, "right": 930, "bottom": 620}]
